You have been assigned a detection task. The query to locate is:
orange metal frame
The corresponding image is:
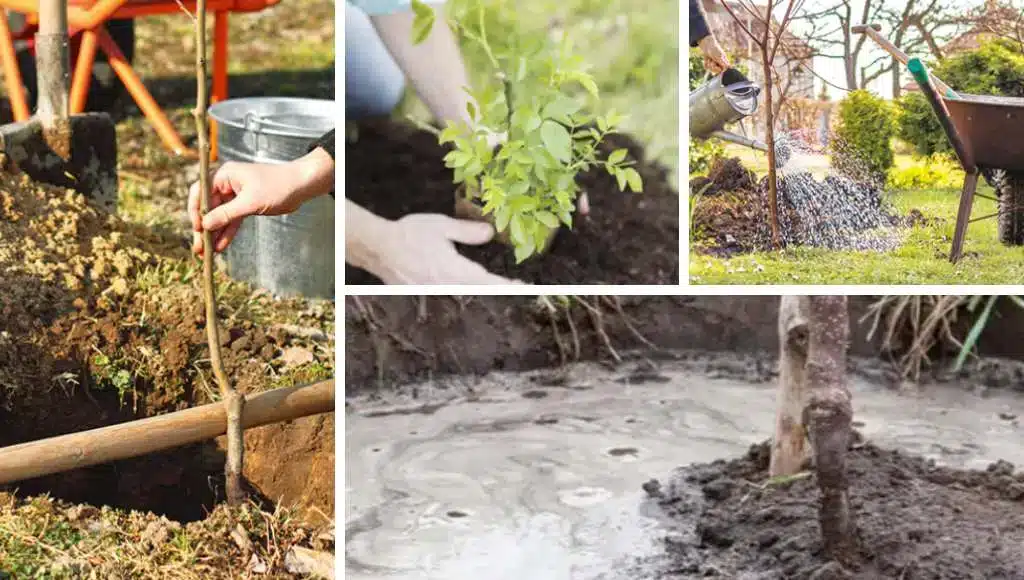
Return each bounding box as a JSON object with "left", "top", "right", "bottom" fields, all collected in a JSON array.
[{"left": 0, "top": 0, "right": 279, "bottom": 159}]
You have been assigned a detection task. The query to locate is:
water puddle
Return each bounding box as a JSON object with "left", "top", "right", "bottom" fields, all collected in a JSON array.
[{"left": 345, "top": 360, "right": 1024, "bottom": 579}]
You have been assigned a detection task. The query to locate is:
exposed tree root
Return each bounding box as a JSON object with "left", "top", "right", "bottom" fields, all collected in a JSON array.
[
  {"left": 601, "top": 296, "right": 658, "bottom": 352},
  {"left": 862, "top": 295, "right": 967, "bottom": 382},
  {"left": 576, "top": 297, "right": 622, "bottom": 364}
]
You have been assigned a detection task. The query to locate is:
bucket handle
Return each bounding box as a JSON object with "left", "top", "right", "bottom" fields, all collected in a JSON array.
[
  {"left": 243, "top": 112, "right": 323, "bottom": 133},
  {"left": 242, "top": 113, "right": 271, "bottom": 152}
]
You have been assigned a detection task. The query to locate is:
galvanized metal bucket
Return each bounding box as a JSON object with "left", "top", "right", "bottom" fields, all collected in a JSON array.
[{"left": 209, "top": 97, "right": 335, "bottom": 300}]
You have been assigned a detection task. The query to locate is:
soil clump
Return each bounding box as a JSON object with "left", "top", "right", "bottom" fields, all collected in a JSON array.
[{"left": 647, "top": 439, "right": 1024, "bottom": 579}]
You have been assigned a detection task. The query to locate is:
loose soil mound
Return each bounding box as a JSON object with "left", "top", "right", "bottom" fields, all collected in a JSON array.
[
  {"left": 647, "top": 440, "right": 1024, "bottom": 579},
  {"left": 0, "top": 176, "right": 335, "bottom": 574},
  {"left": 344, "top": 119, "right": 679, "bottom": 285},
  {"left": 693, "top": 157, "right": 756, "bottom": 196}
]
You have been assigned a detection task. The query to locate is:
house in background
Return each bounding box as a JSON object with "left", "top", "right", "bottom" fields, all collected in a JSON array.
[{"left": 698, "top": 0, "right": 817, "bottom": 140}]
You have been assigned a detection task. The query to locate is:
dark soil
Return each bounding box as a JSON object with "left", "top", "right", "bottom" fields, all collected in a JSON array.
[
  {"left": 343, "top": 296, "right": 896, "bottom": 392},
  {"left": 693, "top": 157, "right": 757, "bottom": 196},
  {"left": 647, "top": 439, "right": 1024, "bottom": 579},
  {"left": 344, "top": 119, "right": 679, "bottom": 285}
]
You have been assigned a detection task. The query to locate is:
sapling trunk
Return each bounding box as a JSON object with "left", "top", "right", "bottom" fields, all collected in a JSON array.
[
  {"left": 761, "top": 54, "right": 781, "bottom": 248},
  {"left": 804, "top": 296, "right": 857, "bottom": 564},
  {"left": 193, "top": 0, "right": 245, "bottom": 506},
  {"left": 771, "top": 295, "right": 810, "bottom": 476}
]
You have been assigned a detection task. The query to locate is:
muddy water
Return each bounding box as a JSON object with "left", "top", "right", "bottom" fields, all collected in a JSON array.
[{"left": 345, "top": 359, "right": 1024, "bottom": 580}]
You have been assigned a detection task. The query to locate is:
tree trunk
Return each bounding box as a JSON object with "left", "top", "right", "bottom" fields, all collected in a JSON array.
[
  {"left": 762, "top": 48, "right": 781, "bottom": 248},
  {"left": 891, "top": 57, "right": 902, "bottom": 98},
  {"left": 804, "top": 296, "right": 858, "bottom": 565},
  {"left": 771, "top": 296, "right": 811, "bottom": 476}
]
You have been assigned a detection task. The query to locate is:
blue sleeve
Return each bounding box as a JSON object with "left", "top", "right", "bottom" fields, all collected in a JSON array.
[
  {"left": 690, "top": 0, "right": 711, "bottom": 47},
  {"left": 348, "top": 0, "right": 444, "bottom": 16}
]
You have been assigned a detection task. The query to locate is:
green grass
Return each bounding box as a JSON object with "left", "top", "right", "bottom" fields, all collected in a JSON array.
[
  {"left": 404, "top": 0, "right": 679, "bottom": 185},
  {"left": 690, "top": 186, "right": 1024, "bottom": 285}
]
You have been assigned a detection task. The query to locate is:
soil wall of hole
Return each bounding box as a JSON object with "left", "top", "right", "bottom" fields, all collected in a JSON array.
[
  {"left": 345, "top": 295, "right": 1024, "bottom": 392},
  {"left": 0, "top": 388, "right": 334, "bottom": 525}
]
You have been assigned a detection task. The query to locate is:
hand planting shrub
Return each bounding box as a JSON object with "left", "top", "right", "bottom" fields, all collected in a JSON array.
[
  {"left": 832, "top": 89, "right": 896, "bottom": 180},
  {"left": 897, "top": 39, "right": 1024, "bottom": 156},
  {"left": 412, "top": 0, "right": 643, "bottom": 263}
]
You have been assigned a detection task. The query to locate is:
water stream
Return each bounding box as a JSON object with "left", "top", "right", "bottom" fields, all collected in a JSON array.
[
  {"left": 773, "top": 134, "right": 902, "bottom": 252},
  {"left": 345, "top": 359, "right": 1024, "bottom": 580}
]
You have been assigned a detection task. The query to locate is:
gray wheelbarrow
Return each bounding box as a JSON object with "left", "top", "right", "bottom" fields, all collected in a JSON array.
[{"left": 855, "top": 24, "right": 1024, "bottom": 263}]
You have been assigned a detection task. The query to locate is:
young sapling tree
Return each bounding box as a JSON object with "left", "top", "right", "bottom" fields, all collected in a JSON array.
[{"left": 411, "top": 0, "right": 643, "bottom": 262}]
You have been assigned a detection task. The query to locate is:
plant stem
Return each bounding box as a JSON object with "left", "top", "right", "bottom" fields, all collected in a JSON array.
[
  {"left": 475, "top": 0, "right": 500, "bottom": 71},
  {"left": 194, "top": 0, "right": 245, "bottom": 506}
]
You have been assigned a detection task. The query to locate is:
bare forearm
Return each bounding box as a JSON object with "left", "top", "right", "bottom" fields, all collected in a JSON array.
[
  {"left": 291, "top": 147, "right": 336, "bottom": 201},
  {"left": 370, "top": 9, "right": 475, "bottom": 127}
]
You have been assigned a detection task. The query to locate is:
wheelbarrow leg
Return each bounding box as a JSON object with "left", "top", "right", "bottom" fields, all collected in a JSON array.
[{"left": 950, "top": 170, "right": 980, "bottom": 263}]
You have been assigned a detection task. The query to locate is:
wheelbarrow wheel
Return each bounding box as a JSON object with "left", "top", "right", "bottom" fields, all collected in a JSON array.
[
  {"left": 997, "top": 173, "right": 1024, "bottom": 246},
  {"left": 8, "top": 15, "right": 135, "bottom": 113}
]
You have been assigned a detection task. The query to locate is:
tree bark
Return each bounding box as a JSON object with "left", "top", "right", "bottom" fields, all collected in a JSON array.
[
  {"left": 771, "top": 295, "right": 811, "bottom": 476},
  {"left": 804, "top": 296, "right": 858, "bottom": 564},
  {"left": 762, "top": 46, "right": 781, "bottom": 247}
]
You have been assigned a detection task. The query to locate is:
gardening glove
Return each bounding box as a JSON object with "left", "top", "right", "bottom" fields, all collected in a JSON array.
[
  {"left": 188, "top": 149, "right": 334, "bottom": 255},
  {"left": 346, "top": 200, "right": 525, "bottom": 285},
  {"left": 698, "top": 36, "right": 730, "bottom": 75}
]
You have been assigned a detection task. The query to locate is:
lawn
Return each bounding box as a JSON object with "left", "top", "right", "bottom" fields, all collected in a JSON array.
[
  {"left": 690, "top": 186, "right": 1024, "bottom": 285},
  {"left": 690, "top": 143, "right": 1024, "bottom": 285}
]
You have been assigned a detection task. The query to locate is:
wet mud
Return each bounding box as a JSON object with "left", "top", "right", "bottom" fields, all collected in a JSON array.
[
  {"left": 652, "top": 440, "right": 1024, "bottom": 579},
  {"left": 345, "top": 360, "right": 1024, "bottom": 580}
]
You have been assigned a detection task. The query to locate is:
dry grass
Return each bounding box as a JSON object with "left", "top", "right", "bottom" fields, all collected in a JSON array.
[
  {"left": 0, "top": 494, "right": 333, "bottom": 579},
  {"left": 861, "top": 295, "right": 971, "bottom": 382}
]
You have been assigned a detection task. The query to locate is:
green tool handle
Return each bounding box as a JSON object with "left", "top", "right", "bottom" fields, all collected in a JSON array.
[{"left": 908, "top": 58, "right": 975, "bottom": 172}]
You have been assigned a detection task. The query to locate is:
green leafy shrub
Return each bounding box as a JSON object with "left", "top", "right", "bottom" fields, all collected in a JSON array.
[
  {"left": 689, "top": 138, "right": 724, "bottom": 175},
  {"left": 886, "top": 153, "right": 964, "bottom": 190},
  {"left": 897, "top": 39, "right": 1024, "bottom": 156},
  {"left": 832, "top": 89, "right": 896, "bottom": 178},
  {"left": 412, "top": 0, "right": 641, "bottom": 263}
]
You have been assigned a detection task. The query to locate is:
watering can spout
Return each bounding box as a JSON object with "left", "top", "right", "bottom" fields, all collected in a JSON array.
[
  {"left": 711, "top": 130, "right": 767, "bottom": 152},
  {"left": 690, "top": 68, "right": 765, "bottom": 152}
]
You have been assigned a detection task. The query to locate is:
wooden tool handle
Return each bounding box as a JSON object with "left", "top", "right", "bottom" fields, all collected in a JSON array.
[
  {"left": 0, "top": 379, "right": 335, "bottom": 485},
  {"left": 852, "top": 23, "right": 958, "bottom": 98},
  {"left": 35, "top": 0, "right": 70, "bottom": 121}
]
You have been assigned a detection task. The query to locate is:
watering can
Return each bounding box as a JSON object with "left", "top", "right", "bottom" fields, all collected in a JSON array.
[{"left": 689, "top": 68, "right": 768, "bottom": 152}]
